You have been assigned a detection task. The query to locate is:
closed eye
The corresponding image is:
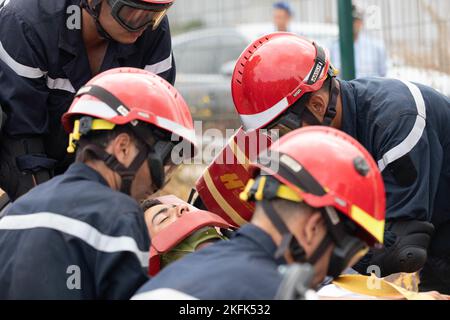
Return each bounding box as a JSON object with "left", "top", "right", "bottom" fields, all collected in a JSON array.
[
  {"left": 158, "top": 215, "right": 169, "bottom": 225},
  {"left": 151, "top": 205, "right": 176, "bottom": 226}
]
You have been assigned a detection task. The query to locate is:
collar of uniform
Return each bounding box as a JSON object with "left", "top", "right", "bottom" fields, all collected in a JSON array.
[
  {"left": 115, "top": 41, "right": 138, "bottom": 59},
  {"left": 339, "top": 79, "right": 358, "bottom": 138},
  {"left": 65, "top": 162, "right": 109, "bottom": 187},
  {"left": 233, "top": 224, "right": 287, "bottom": 265}
]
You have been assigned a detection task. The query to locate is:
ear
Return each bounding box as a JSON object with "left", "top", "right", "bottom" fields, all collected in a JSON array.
[
  {"left": 110, "top": 133, "right": 136, "bottom": 165},
  {"left": 306, "top": 92, "right": 328, "bottom": 120},
  {"left": 303, "top": 211, "right": 325, "bottom": 246}
]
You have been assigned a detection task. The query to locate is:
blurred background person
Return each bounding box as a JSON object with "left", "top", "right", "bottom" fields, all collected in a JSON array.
[
  {"left": 273, "top": 1, "right": 293, "bottom": 32},
  {"left": 330, "top": 4, "right": 388, "bottom": 78}
]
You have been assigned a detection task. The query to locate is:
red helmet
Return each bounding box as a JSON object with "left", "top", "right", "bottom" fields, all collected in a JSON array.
[
  {"left": 232, "top": 33, "right": 337, "bottom": 132},
  {"left": 62, "top": 68, "right": 195, "bottom": 147},
  {"left": 195, "top": 127, "right": 273, "bottom": 227},
  {"left": 242, "top": 126, "right": 385, "bottom": 244},
  {"left": 149, "top": 210, "right": 233, "bottom": 276},
  {"left": 240, "top": 127, "right": 385, "bottom": 277},
  {"left": 62, "top": 67, "right": 197, "bottom": 194}
]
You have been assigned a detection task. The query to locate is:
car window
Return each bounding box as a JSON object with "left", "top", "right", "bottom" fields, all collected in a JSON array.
[
  {"left": 173, "top": 32, "right": 248, "bottom": 75},
  {"left": 174, "top": 36, "right": 220, "bottom": 74}
]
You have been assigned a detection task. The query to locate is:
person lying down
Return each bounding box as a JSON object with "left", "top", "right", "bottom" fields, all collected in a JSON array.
[{"left": 141, "top": 195, "right": 235, "bottom": 276}]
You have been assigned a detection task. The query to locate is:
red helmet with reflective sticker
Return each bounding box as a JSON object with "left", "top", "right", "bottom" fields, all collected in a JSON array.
[
  {"left": 240, "top": 127, "right": 385, "bottom": 278},
  {"left": 196, "top": 127, "right": 273, "bottom": 227},
  {"left": 232, "top": 33, "right": 336, "bottom": 132},
  {"left": 62, "top": 67, "right": 196, "bottom": 150},
  {"left": 149, "top": 210, "right": 233, "bottom": 276},
  {"left": 243, "top": 127, "right": 386, "bottom": 245},
  {"left": 62, "top": 68, "right": 197, "bottom": 195}
]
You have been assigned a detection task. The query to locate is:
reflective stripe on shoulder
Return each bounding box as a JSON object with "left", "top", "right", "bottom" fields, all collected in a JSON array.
[
  {"left": 377, "top": 80, "right": 427, "bottom": 172},
  {"left": 131, "top": 288, "right": 198, "bottom": 300},
  {"left": 0, "top": 41, "right": 75, "bottom": 93},
  {"left": 0, "top": 0, "right": 10, "bottom": 10},
  {"left": 47, "top": 76, "right": 76, "bottom": 93},
  {"left": 0, "top": 212, "right": 149, "bottom": 267},
  {"left": 0, "top": 41, "right": 46, "bottom": 79},
  {"left": 144, "top": 53, "right": 172, "bottom": 75}
]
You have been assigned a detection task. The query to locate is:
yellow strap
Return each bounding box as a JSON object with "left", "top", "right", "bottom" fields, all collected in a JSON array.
[
  {"left": 67, "top": 119, "right": 116, "bottom": 153},
  {"left": 90, "top": 119, "right": 116, "bottom": 131},
  {"left": 240, "top": 178, "right": 303, "bottom": 203},
  {"left": 239, "top": 179, "right": 255, "bottom": 202},
  {"left": 67, "top": 120, "right": 81, "bottom": 154},
  {"left": 254, "top": 176, "right": 266, "bottom": 201},
  {"left": 276, "top": 184, "right": 303, "bottom": 202}
]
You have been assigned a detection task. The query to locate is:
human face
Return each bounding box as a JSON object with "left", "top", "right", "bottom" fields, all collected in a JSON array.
[
  {"left": 290, "top": 211, "right": 334, "bottom": 287},
  {"left": 353, "top": 19, "right": 364, "bottom": 40},
  {"left": 130, "top": 154, "right": 178, "bottom": 201},
  {"left": 273, "top": 8, "right": 291, "bottom": 32},
  {"left": 130, "top": 159, "right": 155, "bottom": 201},
  {"left": 144, "top": 203, "right": 190, "bottom": 237}
]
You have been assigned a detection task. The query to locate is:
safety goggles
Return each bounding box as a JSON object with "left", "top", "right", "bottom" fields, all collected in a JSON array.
[{"left": 107, "top": 0, "right": 173, "bottom": 32}]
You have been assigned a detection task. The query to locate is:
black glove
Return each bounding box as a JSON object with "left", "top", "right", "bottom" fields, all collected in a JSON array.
[{"left": 354, "top": 220, "right": 435, "bottom": 277}]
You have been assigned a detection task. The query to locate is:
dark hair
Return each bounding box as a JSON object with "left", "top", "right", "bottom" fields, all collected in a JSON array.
[
  {"left": 352, "top": 4, "right": 364, "bottom": 21},
  {"left": 75, "top": 124, "right": 146, "bottom": 162},
  {"left": 273, "top": 1, "right": 293, "bottom": 16},
  {"left": 140, "top": 198, "right": 163, "bottom": 212}
]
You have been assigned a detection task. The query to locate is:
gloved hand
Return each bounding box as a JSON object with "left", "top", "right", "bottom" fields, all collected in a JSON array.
[{"left": 353, "top": 220, "right": 435, "bottom": 277}]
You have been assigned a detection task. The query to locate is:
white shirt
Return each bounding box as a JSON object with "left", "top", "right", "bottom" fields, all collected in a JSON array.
[{"left": 330, "top": 33, "right": 388, "bottom": 78}]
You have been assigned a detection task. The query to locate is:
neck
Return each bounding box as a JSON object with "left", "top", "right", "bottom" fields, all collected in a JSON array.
[
  {"left": 85, "top": 160, "right": 120, "bottom": 190},
  {"left": 82, "top": 8, "right": 107, "bottom": 49},
  {"left": 252, "top": 214, "right": 295, "bottom": 264}
]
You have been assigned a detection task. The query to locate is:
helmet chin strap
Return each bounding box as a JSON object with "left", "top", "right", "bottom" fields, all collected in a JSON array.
[
  {"left": 262, "top": 199, "right": 333, "bottom": 265},
  {"left": 254, "top": 173, "right": 367, "bottom": 280},
  {"left": 322, "top": 77, "right": 339, "bottom": 126},
  {"left": 81, "top": 144, "right": 150, "bottom": 195},
  {"left": 80, "top": 0, "right": 114, "bottom": 40},
  {"left": 262, "top": 199, "right": 365, "bottom": 280}
]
